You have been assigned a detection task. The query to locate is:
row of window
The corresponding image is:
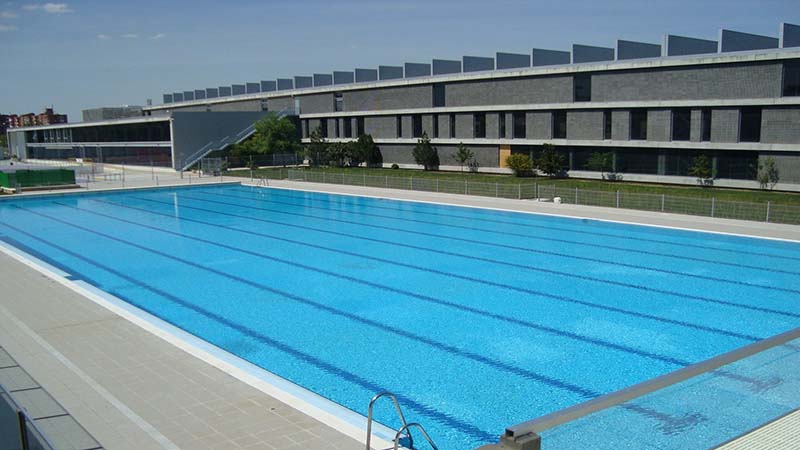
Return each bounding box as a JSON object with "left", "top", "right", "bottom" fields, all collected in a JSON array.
[
  {"left": 310, "top": 117, "right": 365, "bottom": 138},
  {"left": 25, "top": 122, "right": 172, "bottom": 144},
  {"left": 309, "top": 107, "right": 764, "bottom": 143}
]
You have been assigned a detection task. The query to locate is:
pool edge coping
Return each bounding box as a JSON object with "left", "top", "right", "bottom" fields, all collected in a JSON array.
[{"left": 0, "top": 239, "right": 400, "bottom": 450}]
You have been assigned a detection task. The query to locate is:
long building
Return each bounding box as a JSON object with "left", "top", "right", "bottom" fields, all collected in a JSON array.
[{"left": 7, "top": 23, "right": 800, "bottom": 190}]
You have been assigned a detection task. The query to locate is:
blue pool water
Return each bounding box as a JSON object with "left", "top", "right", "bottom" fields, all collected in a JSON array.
[{"left": 1, "top": 184, "right": 799, "bottom": 450}]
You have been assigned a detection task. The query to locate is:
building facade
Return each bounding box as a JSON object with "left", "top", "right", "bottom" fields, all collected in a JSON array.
[{"left": 7, "top": 24, "right": 800, "bottom": 190}]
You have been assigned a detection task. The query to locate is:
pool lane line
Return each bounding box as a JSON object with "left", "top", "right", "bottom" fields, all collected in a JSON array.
[
  {"left": 92, "top": 197, "right": 764, "bottom": 342},
  {"left": 188, "top": 191, "right": 799, "bottom": 277},
  {"left": 229, "top": 186, "right": 800, "bottom": 261},
  {"left": 66, "top": 201, "right": 788, "bottom": 393},
  {"left": 0, "top": 220, "right": 497, "bottom": 444},
  {"left": 62, "top": 200, "right": 695, "bottom": 367},
  {"left": 130, "top": 192, "right": 800, "bottom": 300},
  {"left": 10, "top": 205, "right": 612, "bottom": 402},
  {"left": 175, "top": 191, "right": 800, "bottom": 309}
]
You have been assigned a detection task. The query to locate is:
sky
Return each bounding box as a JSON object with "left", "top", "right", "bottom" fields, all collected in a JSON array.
[{"left": 0, "top": 0, "right": 798, "bottom": 120}]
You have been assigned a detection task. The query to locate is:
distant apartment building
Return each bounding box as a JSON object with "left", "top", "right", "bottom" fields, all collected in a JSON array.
[{"left": 3, "top": 108, "right": 68, "bottom": 130}]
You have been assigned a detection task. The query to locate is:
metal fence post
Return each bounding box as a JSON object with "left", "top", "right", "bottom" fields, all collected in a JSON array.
[
  {"left": 711, "top": 197, "right": 716, "bottom": 217},
  {"left": 518, "top": 183, "right": 521, "bottom": 200},
  {"left": 616, "top": 190, "right": 620, "bottom": 208},
  {"left": 496, "top": 182, "right": 499, "bottom": 197},
  {"left": 363, "top": 173, "right": 366, "bottom": 186},
  {"left": 410, "top": 176, "right": 414, "bottom": 191},
  {"left": 661, "top": 194, "right": 665, "bottom": 212},
  {"left": 536, "top": 183, "right": 539, "bottom": 199},
  {"left": 575, "top": 187, "right": 579, "bottom": 205},
  {"left": 465, "top": 179, "right": 468, "bottom": 195},
  {"left": 385, "top": 175, "right": 388, "bottom": 188},
  {"left": 436, "top": 178, "right": 439, "bottom": 192},
  {"left": 766, "top": 201, "right": 771, "bottom": 223},
  {"left": 323, "top": 171, "right": 326, "bottom": 183}
]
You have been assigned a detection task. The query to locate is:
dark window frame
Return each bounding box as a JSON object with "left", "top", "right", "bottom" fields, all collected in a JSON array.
[
  {"left": 603, "top": 110, "right": 612, "bottom": 140},
  {"left": 552, "top": 111, "right": 567, "bottom": 139},
  {"left": 630, "top": 109, "right": 648, "bottom": 140},
  {"left": 356, "top": 117, "right": 365, "bottom": 136},
  {"left": 783, "top": 61, "right": 800, "bottom": 97},
  {"left": 433, "top": 83, "right": 446, "bottom": 107},
  {"left": 473, "top": 112, "right": 486, "bottom": 138},
  {"left": 739, "top": 107, "right": 762, "bottom": 143},
  {"left": 499, "top": 113, "right": 506, "bottom": 138},
  {"left": 573, "top": 74, "right": 591, "bottom": 102},
  {"left": 343, "top": 118, "right": 352, "bottom": 138},
  {"left": 433, "top": 115, "right": 439, "bottom": 138},
  {"left": 396, "top": 116, "right": 403, "bottom": 138},
  {"left": 412, "top": 115, "right": 422, "bottom": 138},
  {"left": 671, "top": 108, "right": 691, "bottom": 141},
  {"left": 512, "top": 112, "right": 526, "bottom": 139},
  {"left": 701, "top": 109, "right": 712, "bottom": 142},
  {"left": 449, "top": 113, "right": 456, "bottom": 138}
]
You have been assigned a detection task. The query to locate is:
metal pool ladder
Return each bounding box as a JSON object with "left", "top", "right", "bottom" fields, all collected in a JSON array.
[{"left": 365, "top": 391, "right": 438, "bottom": 450}]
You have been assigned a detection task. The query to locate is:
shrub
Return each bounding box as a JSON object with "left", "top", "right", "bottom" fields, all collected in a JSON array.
[
  {"left": 452, "top": 142, "right": 474, "bottom": 173},
  {"left": 537, "top": 144, "right": 567, "bottom": 177},
  {"left": 757, "top": 156, "right": 779, "bottom": 190},
  {"left": 689, "top": 154, "right": 714, "bottom": 186},
  {"left": 412, "top": 132, "right": 439, "bottom": 171},
  {"left": 391, "top": 163, "right": 399, "bottom": 169},
  {"left": 505, "top": 153, "right": 533, "bottom": 177}
]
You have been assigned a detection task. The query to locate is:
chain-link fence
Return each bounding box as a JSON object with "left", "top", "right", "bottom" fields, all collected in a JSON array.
[{"left": 266, "top": 169, "right": 800, "bottom": 225}]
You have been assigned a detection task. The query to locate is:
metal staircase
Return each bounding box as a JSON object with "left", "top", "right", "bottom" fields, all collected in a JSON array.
[{"left": 365, "top": 391, "right": 438, "bottom": 450}]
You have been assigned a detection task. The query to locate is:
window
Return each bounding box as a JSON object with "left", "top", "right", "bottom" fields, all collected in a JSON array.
[
  {"left": 499, "top": 113, "right": 506, "bottom": 138},
  {"left": 343, "top": 118, "right": 352, "bottom": 138},
  {"left": 739, "top": 107, "right": 762, "bottom": 142},
  {"left": 260, "top": 99, "right": 269, "bottom": 111},
  {"left": 716, "top": 150, "right": 758, "bottom": 180},
  {"left": 433, "top": 84, "right": 446, "bottom": 107},
  {"left": 319, "top": 119, "right": 328, "bottom": 138},
  {"left": 630, "top": 109, "right": 647, "bottom": 140},
  {"left": 396, "top": 116, "right": 403, "bottom": 138},
  {"left": 615, "top": 149, "right": 659, "bottom": 174},
  {"left": 356, "top": 117, "right": 365, "bottom": 136},
  {"left": 603, "top": 110, "right": 612, "bottom": 140},
  {"left": 574, "top": 74, "right": 591, "bottom": 102},
  {"left": 513, "top": 112, "right": 526, "bottom": 138},
  {"left": 552, "top": 111, "right": 567, "bottom": 139},
  {"left": 783, "top": 61, "right": 800, "bottom": 96},
  {"left": 412, "top": 115, "right": 422, "bottom": 138},
  {"left": 433, "top": 115, "right": 439, "bottom": 138},
  {"left": 671, "top": 108, "right": 691, "bottom": 141},
  {"left": 449, "top": 114, "right": 456, "bottom": 138},
  {"left": 473, "top": 113, "right": 486, "bottom": 138},
  {"left": 701, "top": 109, "right": 712, "bottom": 142},
  {"left": 334, "top": 118, "right": 340, "bottom": 138},
  {"left": 303, "top": 119, "right": 309, "bottom": 138},
  {"left": 334, "top": 92, "right": 343, "bottom": 112}
]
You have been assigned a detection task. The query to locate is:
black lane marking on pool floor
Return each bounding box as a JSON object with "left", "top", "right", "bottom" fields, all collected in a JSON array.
[
  {"left": 13, "top": 204, "right": 612, "bottom": 400},
  {"left": 230, "top": 186, "right": 800, "bottom": 262},
  {"left": 174, "top": 192, "right": 800, "bottom": 294},
  {"left": 173, "top": 192, "right": 800, "bottom": 318},
  {"left": 204, "top": 190, "right": 799, "bottom": 276},
  {"left": 0, "top": 221, "right": 497, "bottom": 444},
  {"left": 63, "top": 200, "right": 693, "bottom": 367},
  {"left": 94, "top": 197, "right": 763, "bottom": 342}
]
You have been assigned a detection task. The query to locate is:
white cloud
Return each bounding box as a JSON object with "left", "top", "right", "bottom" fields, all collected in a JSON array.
[
  {"left": 96, "top": 33, "right": 110, "bottom": 40},
  {"left": 150, "top": 33, "right": 165, "bottom": 40},
  {"left": 0, "top": 23, "right": 16, "bottom": 31},
  {"left": 24, "top": 3, "right": 72, "bottom": 13},
  {"left": 0, "top": 10, "right": 18, "bottom": 18},
  {"left": 121, "top": 33, "right": 138, "bottom": 39}
]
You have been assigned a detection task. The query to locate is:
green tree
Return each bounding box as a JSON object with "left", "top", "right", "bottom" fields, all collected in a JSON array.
[
  {"left": 537, "top": 144, "right": 567, "bottom": 177},
  {"left": 505, "top": 153, "right": 533, "bottom": 177},
  {"left": 351, "top": 134, "right": 382, "bottom": 167},
  {"left": 412, "top": 132, "right": 439, "bottom": 171},
  {"left": 327, "top": 142, "right": 349, "bottom": 167},
  {"left": 586, "top": 151, "right": 617, "bottom": 180},
  {"left": 688, "top": 154, "right": 714, "bottom": 186},
  {"left": 0, "top": 134, "right": 7, "bottom": 149},
  {"left": 305, "top": 126, "right": 328, "bottom": 166},
  {"left": 757, "top": 156, "right": 780, "bottom": 190},
  {"left": 231, "top": 113, "right": 301, "bottom": 157},
  {"left": 452, "top": 142, "right": 474, "bottom": 173}
]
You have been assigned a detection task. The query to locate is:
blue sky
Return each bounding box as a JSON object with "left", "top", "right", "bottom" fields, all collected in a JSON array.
[{"left": 1, "top": 0, "right": 798, "bottom": 120}]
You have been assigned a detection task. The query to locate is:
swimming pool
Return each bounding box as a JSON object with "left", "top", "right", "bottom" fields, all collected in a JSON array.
[{"left": 1, "top": 184, "right": 798, "bottom": 450}]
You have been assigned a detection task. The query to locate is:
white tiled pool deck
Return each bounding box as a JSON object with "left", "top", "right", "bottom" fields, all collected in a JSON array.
[{"left": 1, "top": 175, "right": 798, "bottom": 450}]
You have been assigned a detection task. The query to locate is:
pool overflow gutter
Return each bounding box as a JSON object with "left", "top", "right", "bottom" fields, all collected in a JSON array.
[{"left": 479, "top": 326, "right": 800, "bottom": 450}]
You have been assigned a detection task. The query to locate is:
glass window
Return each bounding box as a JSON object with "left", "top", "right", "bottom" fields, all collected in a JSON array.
[
  {"left": 433, "top": 83, "right": 446, "bottom": 107},
  {"left": 739, "top": 107, "right": 761, "bottom": 142},
  {"left": 603, "top": 110, "right": 612, "bottom": 140},
  {"left": 616, "top": 148, "right": 659, "bottom": 174},
  {"left": 356, "top": 117, "right": 365, "bottom": 136},
  {"left": 449, "top": 114, "right": 456, "bottom": 138},
  {"left": 334, "top": 92, "right": 343, "bottom": 112},
  {"left": 319, "top": 119, "right": 328, "bottom": 138},
  {"left": 396, "top": 116, "right": 402, "bottom": 138},
  {"left": 343, "top": 118, "right": 352, "bottom": 138},
  {"left": 664, "top": 149, "right": 696, "bottom": 176},
  {"left": 671, "top": 108, "right": 691, "bottom": 141},
  {"left": 433, "top": 115, "right": 439, "bottom": 138},
  {"left": 334, "top": 118, "right": 340, "bottom": 138},
  {"left": 513, "top": 112, "right": 526, "bottom": 139},
  {"left": 630, "top": 109, "right": 647, "bottom": 140},
  {"left": 552, "top": 111, "right": 567, "bottom": 139},
  {"left": 716, "top": 150, "right": 758, "bottom": 180},
  {"left": 574, "top": 74, "right": 591, "bottom": 102},
  {"left": 783, "top": 61, "right": 800, "bottom": 96},
  {"left": 499, "top": 113, "right": 506, "bottom": 138},
  {"left": 302, "top": 119, "right": 309, "bottom": 138},
  {"left": 701, "top": 109, "right": 712, "bottom": 142},
  {"left": 473, "top": 113, "right": 486, "bottom": 138},
  {"left": 412, "top": 115, "right": 422, "bottom": 138}
]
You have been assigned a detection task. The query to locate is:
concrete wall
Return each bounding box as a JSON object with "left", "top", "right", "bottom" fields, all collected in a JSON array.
[
  {"left": 210, "top": 100, "right": 261, "bottom": 112},
  {"left": 647, "top": 109, "right": 672, "bottom": 141},
  {"left": 761, "top": 107, "right": 800, "bottom": 144},
  {"left": 299, "top": 93, "right": 334, "bottom": 114},
  {"left": 170, "top": 111, "right": 266, "bottom": 169},
  {"left": 567, "top": 110, "right": 604, "bottom": 140},
  {"left": 267, "top": 96, "right": 294, "bottom": 112},
  {"left": 364, "top": 116, "right": 396, "bottom": 138},
  {"left": 401, "top": 115, "right": 413, "bottom": 139},
  {"left": 690, "top": 109, "right": 703, "bottom": 142},
  {"left": 761, "top": 152, "right": 800, "bottom": 183},
  {"left": 592, "top": 62, "right": 782, "bottom": 101},
  {"left": 526, "top": 111, "right": 552, "bottom": 139},
  {"left": 485, "top": 113, "right": 500, "bottom": 139},
  {"left": 344, "top": 85, "right": 432, "bottom": 111},
  {"left": 710, "top": 108, "right": 740, "bottom": 142},
  {"left": 611, "top": 110, "right": 631, "bottom": 140},
  {"left": 454, "top": 113, "right": 473, "bottom": 139},
  {"left": 377, "top": 143, "right": 498, "bottom": 167},
  {"left": 444, "top": 75, "right": 572, "bottom": 106},
  {"left": 438, "top": 114, "right": 452, "bottom": 138}
]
